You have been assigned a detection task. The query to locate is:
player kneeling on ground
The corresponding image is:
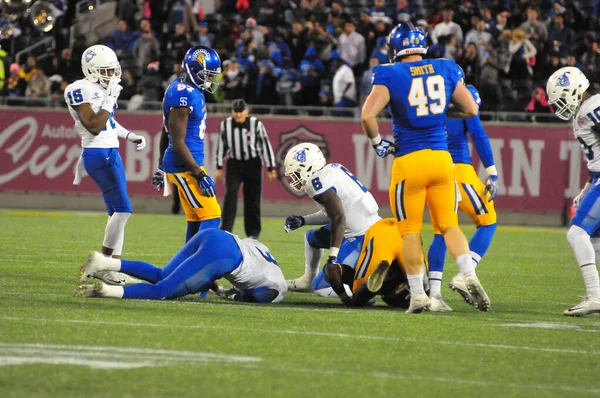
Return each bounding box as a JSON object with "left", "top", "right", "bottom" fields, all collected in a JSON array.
[
  {"left": 283, "top": 143, "right": 381, "bottom": 298},
  {"left": 326, "top": 218, "right": 428, "bottom": 311},
  {"left": 75, "top": 229, "right": 287, "bottom": 303}
]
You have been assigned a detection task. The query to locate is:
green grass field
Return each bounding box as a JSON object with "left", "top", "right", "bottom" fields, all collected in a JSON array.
[{"left": 1, "top": 209, "right": 599, "bottom": 397}]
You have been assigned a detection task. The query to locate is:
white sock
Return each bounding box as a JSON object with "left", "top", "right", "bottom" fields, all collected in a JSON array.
[
  {"left": 112, "top": 224, "right": 125, "bottom": 257},
  {"left": 429, "top": 271, "right": 443, "bottom": 298},
  {"left": 304, "top": 234, "right": 323, "bottom": 280},
  {"left": 590, "top": 238, "right": 600, "bottom": 265},
  {"left": 101, "top": 284, "right": 124, "bottom": 298},
  {"left": 471, "top": 251, "right": 482, "bottom": 269},
  {"left": 456, "top": 254, "right": 476, "bottom": 277},
  {"left": 422, "top": 264, "right": 430, "bottom": 292},
  {"left": 581, "top": 264, "right": 600, "bottom": 299},
  {"left": 98, "top": 255, "right": 122, "bottom": 271},
  {"left": 407, "top": 274, "right": 425, "bottom": 296},
  {"left": 567, "top": 226, "right": 600, "bottom": 298},
  {"left": 103, "top": 213, "right": 131, "bottom": 250}
]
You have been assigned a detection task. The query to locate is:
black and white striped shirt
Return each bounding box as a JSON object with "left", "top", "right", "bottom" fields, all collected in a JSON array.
[{"left": 216, "top": 116, "right": 276, "bottom": 171}]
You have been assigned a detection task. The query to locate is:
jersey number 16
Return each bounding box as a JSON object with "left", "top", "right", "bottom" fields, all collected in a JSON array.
[{"left": 408, "top": 75, "right": 446, "bottom": 117}]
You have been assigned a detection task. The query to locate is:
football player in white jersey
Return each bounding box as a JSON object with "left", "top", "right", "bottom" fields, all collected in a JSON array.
[
  {"left": 65, "top": 45, "right": 146, "bottom": 286},
  {"left": 283, "top": 143, "right": 381, "bottom": 300},
  {"left": 75, "top": 228, "right": 287, "bottom": 303},
  {"left": 547, "top": 66, "right": 600, "bottom": 316}
]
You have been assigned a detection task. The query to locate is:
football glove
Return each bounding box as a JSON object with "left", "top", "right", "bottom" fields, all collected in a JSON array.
[
  {"left": 194, "top": 171, "right": 216, "bottom": 197},
  {"left": 484, "top": 175, "right": 499, "bottom": 202},
  {"left": 284, "top": 215, "right": 305, "bottom": 233},
  {"left": 126, "top": 132, "right": 146, "bottom": 150},
  {"left": 373, "top": 139, "right": 395, "bottom": 158},
  {"left": 101, "top": 76, "right": 122, "bottom": 113},
  {"left": 150, "top": 166, "right": 165, "bottom": 191}
]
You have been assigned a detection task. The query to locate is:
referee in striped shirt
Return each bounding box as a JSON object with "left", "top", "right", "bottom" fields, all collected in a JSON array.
[{"left": 215, "top": 99, "right": 277, "bottom": 239}]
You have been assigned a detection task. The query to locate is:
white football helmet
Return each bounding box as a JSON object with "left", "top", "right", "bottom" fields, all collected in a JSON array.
[
  {"left": 546, "top": 66, "right": 590, "bottom": 121},
  {"left": 284, "top": 142, "right": 326, "bottom": 192},
  {"left": 81, "top": 45, "right": 122, "bottom": 89}
]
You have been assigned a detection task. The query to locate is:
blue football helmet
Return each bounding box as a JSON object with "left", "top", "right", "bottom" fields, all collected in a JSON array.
[
  {"left": 387, "top": 22, "right": 427, "bottom": 60},
  {"left": 182, "top": 45, "right": 222, "bottom": 93}
]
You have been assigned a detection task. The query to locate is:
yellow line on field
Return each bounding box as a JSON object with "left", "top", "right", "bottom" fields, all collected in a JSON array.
[{"left": 12, "top": 211, "right": 69, "bottom": 217}]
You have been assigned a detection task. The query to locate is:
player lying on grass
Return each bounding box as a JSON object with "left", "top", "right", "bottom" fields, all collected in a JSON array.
[
  {"left": 428, "top": 70, "right": 499, "bottom": 312},
  {"left": 546, "top": 66, "right": 600, "bottom": 316},
  {"left": 324, "top": 218, "right": 428, "bottom": 311},
  {"left": 75, "top": 228, "right": 287, "bottom": 303},
  {"left": 283, "top": 143, "right": 381, "bottom": 298}
]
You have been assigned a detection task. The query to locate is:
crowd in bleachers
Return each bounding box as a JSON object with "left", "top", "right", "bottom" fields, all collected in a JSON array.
[{"left": 1, "top": 0, "right": 599, "bottom": 113}]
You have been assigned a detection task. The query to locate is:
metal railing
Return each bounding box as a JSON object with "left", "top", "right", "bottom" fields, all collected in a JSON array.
[
  {"left": 14, "top": 36, "right": 55, "bottom": 65},
  {"left": 0, "top": 96, "right": 569, "bottom": 125},
  {"left": 75, "top": 0, "right": 115, "bottom": 18}
]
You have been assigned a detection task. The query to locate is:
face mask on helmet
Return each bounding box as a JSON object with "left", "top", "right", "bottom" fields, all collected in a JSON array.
[
  {"left": 546, "top": 67, "right": 589, "bottom": 121},
  {"left": 286, "top": 171, "right": 305, "bottom": 192},
  {"left": 82, "top": 46, "right": 121, "bottom": 89}
]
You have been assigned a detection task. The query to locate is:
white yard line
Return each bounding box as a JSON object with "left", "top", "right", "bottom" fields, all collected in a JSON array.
[{"left": 3, "top": 316, "right": 599, "bottom": 356}]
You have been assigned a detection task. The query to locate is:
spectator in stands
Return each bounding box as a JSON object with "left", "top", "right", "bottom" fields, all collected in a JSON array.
[
  {"left": 5, "top": 63, "right": 26, "bottom": 98},
  {"left": 56, "top": 48, "right": 78, "bottom": 84},
  {"left": 331, "top": 51, "right": 356, "bottom": 113},
  {"left": 164, "top": 63, "right": 184, "bottom": 90},
  {"left": 525, "top": 87, "right": 554, "bottom": 122},
  {"left": 267, "top": 31, "right": 291, "bottom": 60},
  {"left": 198, "top": 22, "right": 215, "bottom": 48},
  {"left": 137, "top": 61, "right": 163, "bottom": 107},
  {"left": 371, "top": 36, "right": 389, "bottom": 64},
  {"left": 457, "top": 0, "right": 479, "bottom": 32},
  {"left": 396, "top": 0, "right": 418, "bottom": 23},
  {"left": 479, "top": 45, "right": 502, "bottom": 110},
  {"left": 134, "top": 29, "right": 160, "bottom": 75},
  {"left": 107, "top": 20, "right": 133, "bottom": 56},
  {"left": 286, "top": 0, "right": 312, "bottom": 24},
  {"left": 299, "top": 47, "right": 323, "bottom": 106},
  {"left": 311, "top": 22, "right": 337, "bottom": 60},
  {"left": 244, "top": 17, "right": 264, "bottom": 50},
  {"left": 255, "top": 0, "right": 281, "bottom": 28},
  {"left": 19, "top": 56, "right": 38, "bottom": 82},
  {"left": 222, "top": 59, "right": 248, "bottom": 102},
  {"left": 444, "top": 34, "right": 459, "bottom": 60},
  {"left": 117, "top": 0, "right": 137, "bottom": 32},
  {"left": 546, "top": 0, "right": 572, "bottom": 27},
  {"left": 338, "top": 20, "right": 366, "bottom": 75},
  {"left": 489, "top": 12, "right": 509, "bottom": 40},
  {"left": 566, "top": 54, "right": 584, "bottom": 71},
  {"left": 134, "top": 18, "right": 158, "bottom": 42},
  {"left": 289, "top": 20, "right": 308, "bottom": 67},
  {"left": 256, "top": 60, "right": 278, "bottom": 106},
  {"left": 25, "top": 68, "right": 50, "bottom": 99},
  {"left": 277, "top": 59, "right": 301, "bottom": 107},
  {"left": 548, "top": 14, "right": 574, "bottom": 61},
  {"left": 358, "top": 9, "right": 376, "bottom": 44},
  {"left": 459, "top": 43, "right": 479, "bottom": 85},
  {"left": 505, "top": 28, "right": 536, "bottom": 106},
  {"left": 582, "top": 41, "right": 600, "bottom": 79},
  {"left": 465, "top": 20, "right": 492, "bottom": 60},
  {"left": 520, "top": 7, "right": 548, "bottom": 53},
  {"left": 369, "top": 0, "right": 393, "bottom": 25},
  {"left": 168, "top": 23, "right": 191, "bottom": 62},
  {"left": 330, "top": 0, "right": 348, "bottom": 21},
  {"left": 432, "top": 9, "right": 463, "bottom": 47},
  {"left": 360, "top": 54, "right": 378, "bottom": 106},
  {"left": 49, "top": 76, "right": 67, "bottom": 108}
]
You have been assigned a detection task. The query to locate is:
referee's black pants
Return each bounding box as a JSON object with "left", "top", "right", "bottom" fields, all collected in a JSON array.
[{"left": 220, "top": 158, "right": 262, "bottom": 238}]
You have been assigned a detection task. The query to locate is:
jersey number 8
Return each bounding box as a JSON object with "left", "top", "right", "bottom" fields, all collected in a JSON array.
[{"left": 408, "top": 75, "right": 446, "bottom": 117}]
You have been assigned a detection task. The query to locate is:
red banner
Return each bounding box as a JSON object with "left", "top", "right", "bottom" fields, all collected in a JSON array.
[{"left": 0, "top": 108, "right": 584, "bottom": 213}]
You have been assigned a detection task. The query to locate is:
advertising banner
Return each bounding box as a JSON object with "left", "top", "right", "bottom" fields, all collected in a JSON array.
[{"left": 0, "top": 109, "right": 582, "bottom": 213}]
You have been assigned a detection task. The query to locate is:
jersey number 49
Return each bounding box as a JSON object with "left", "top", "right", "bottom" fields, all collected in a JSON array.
[{"left": 408, "top": 75, "right": 446, "bottom": 117}]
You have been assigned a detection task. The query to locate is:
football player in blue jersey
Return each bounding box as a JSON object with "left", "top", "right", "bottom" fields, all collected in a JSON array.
[
  {"left": 361, "top": 22, "right": 491, "bottom": 313},
  {"left": 427, "top": 69, "right": 500, "bottom": 312},
  {"left": 151, "top": 46, "right": 222, "bottom": 242}
]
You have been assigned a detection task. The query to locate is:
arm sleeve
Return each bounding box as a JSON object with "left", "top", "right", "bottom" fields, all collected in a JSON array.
[
  {"left": 113, "top": 120, "right": 129, "bottom": 139},
  {"left": 257, "top": 120, "right": 276, "bottom": 171},
  {"left": 216, "top": 119, "right": 228, "bottom": 170},
  {"left": 466, "top": 116, "right": 495, "bottom": 169},
  {"left": 303, "top": 210, "right": 330, "bottom": 225}
]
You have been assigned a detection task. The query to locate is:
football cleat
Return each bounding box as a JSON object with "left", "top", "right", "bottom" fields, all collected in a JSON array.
[
  {"left": 366, "top": 260, "right": 391, "bottom": 293},
  {"left": 77, "top": 251, "right": 107, "bottom": 283},
  {"left": 429, "top": 295, "right": 453, "bottom": 312},
  {"left": 286, "top": 275, "right": 314, "bottom": 292},
  {"left": 563, "top": 296, "right": 600, "bottom": 317},
  {"left": 448, "top": 272, "right": 474, "bottom": 307},
  {"left": 95, "top": 270, "right": 140, "bottom": 286},
  {"left": 465, "top": 274, "right": 491, "bottom": 312},
  {"left": 74, "top": 282, "right": 105, "bottom": 298},
  {"left": 214, "top": 285, "right": 240, "bottom": 301},
  {"left": 406, "top": 293, "right": 430, "bottom": 314}
]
